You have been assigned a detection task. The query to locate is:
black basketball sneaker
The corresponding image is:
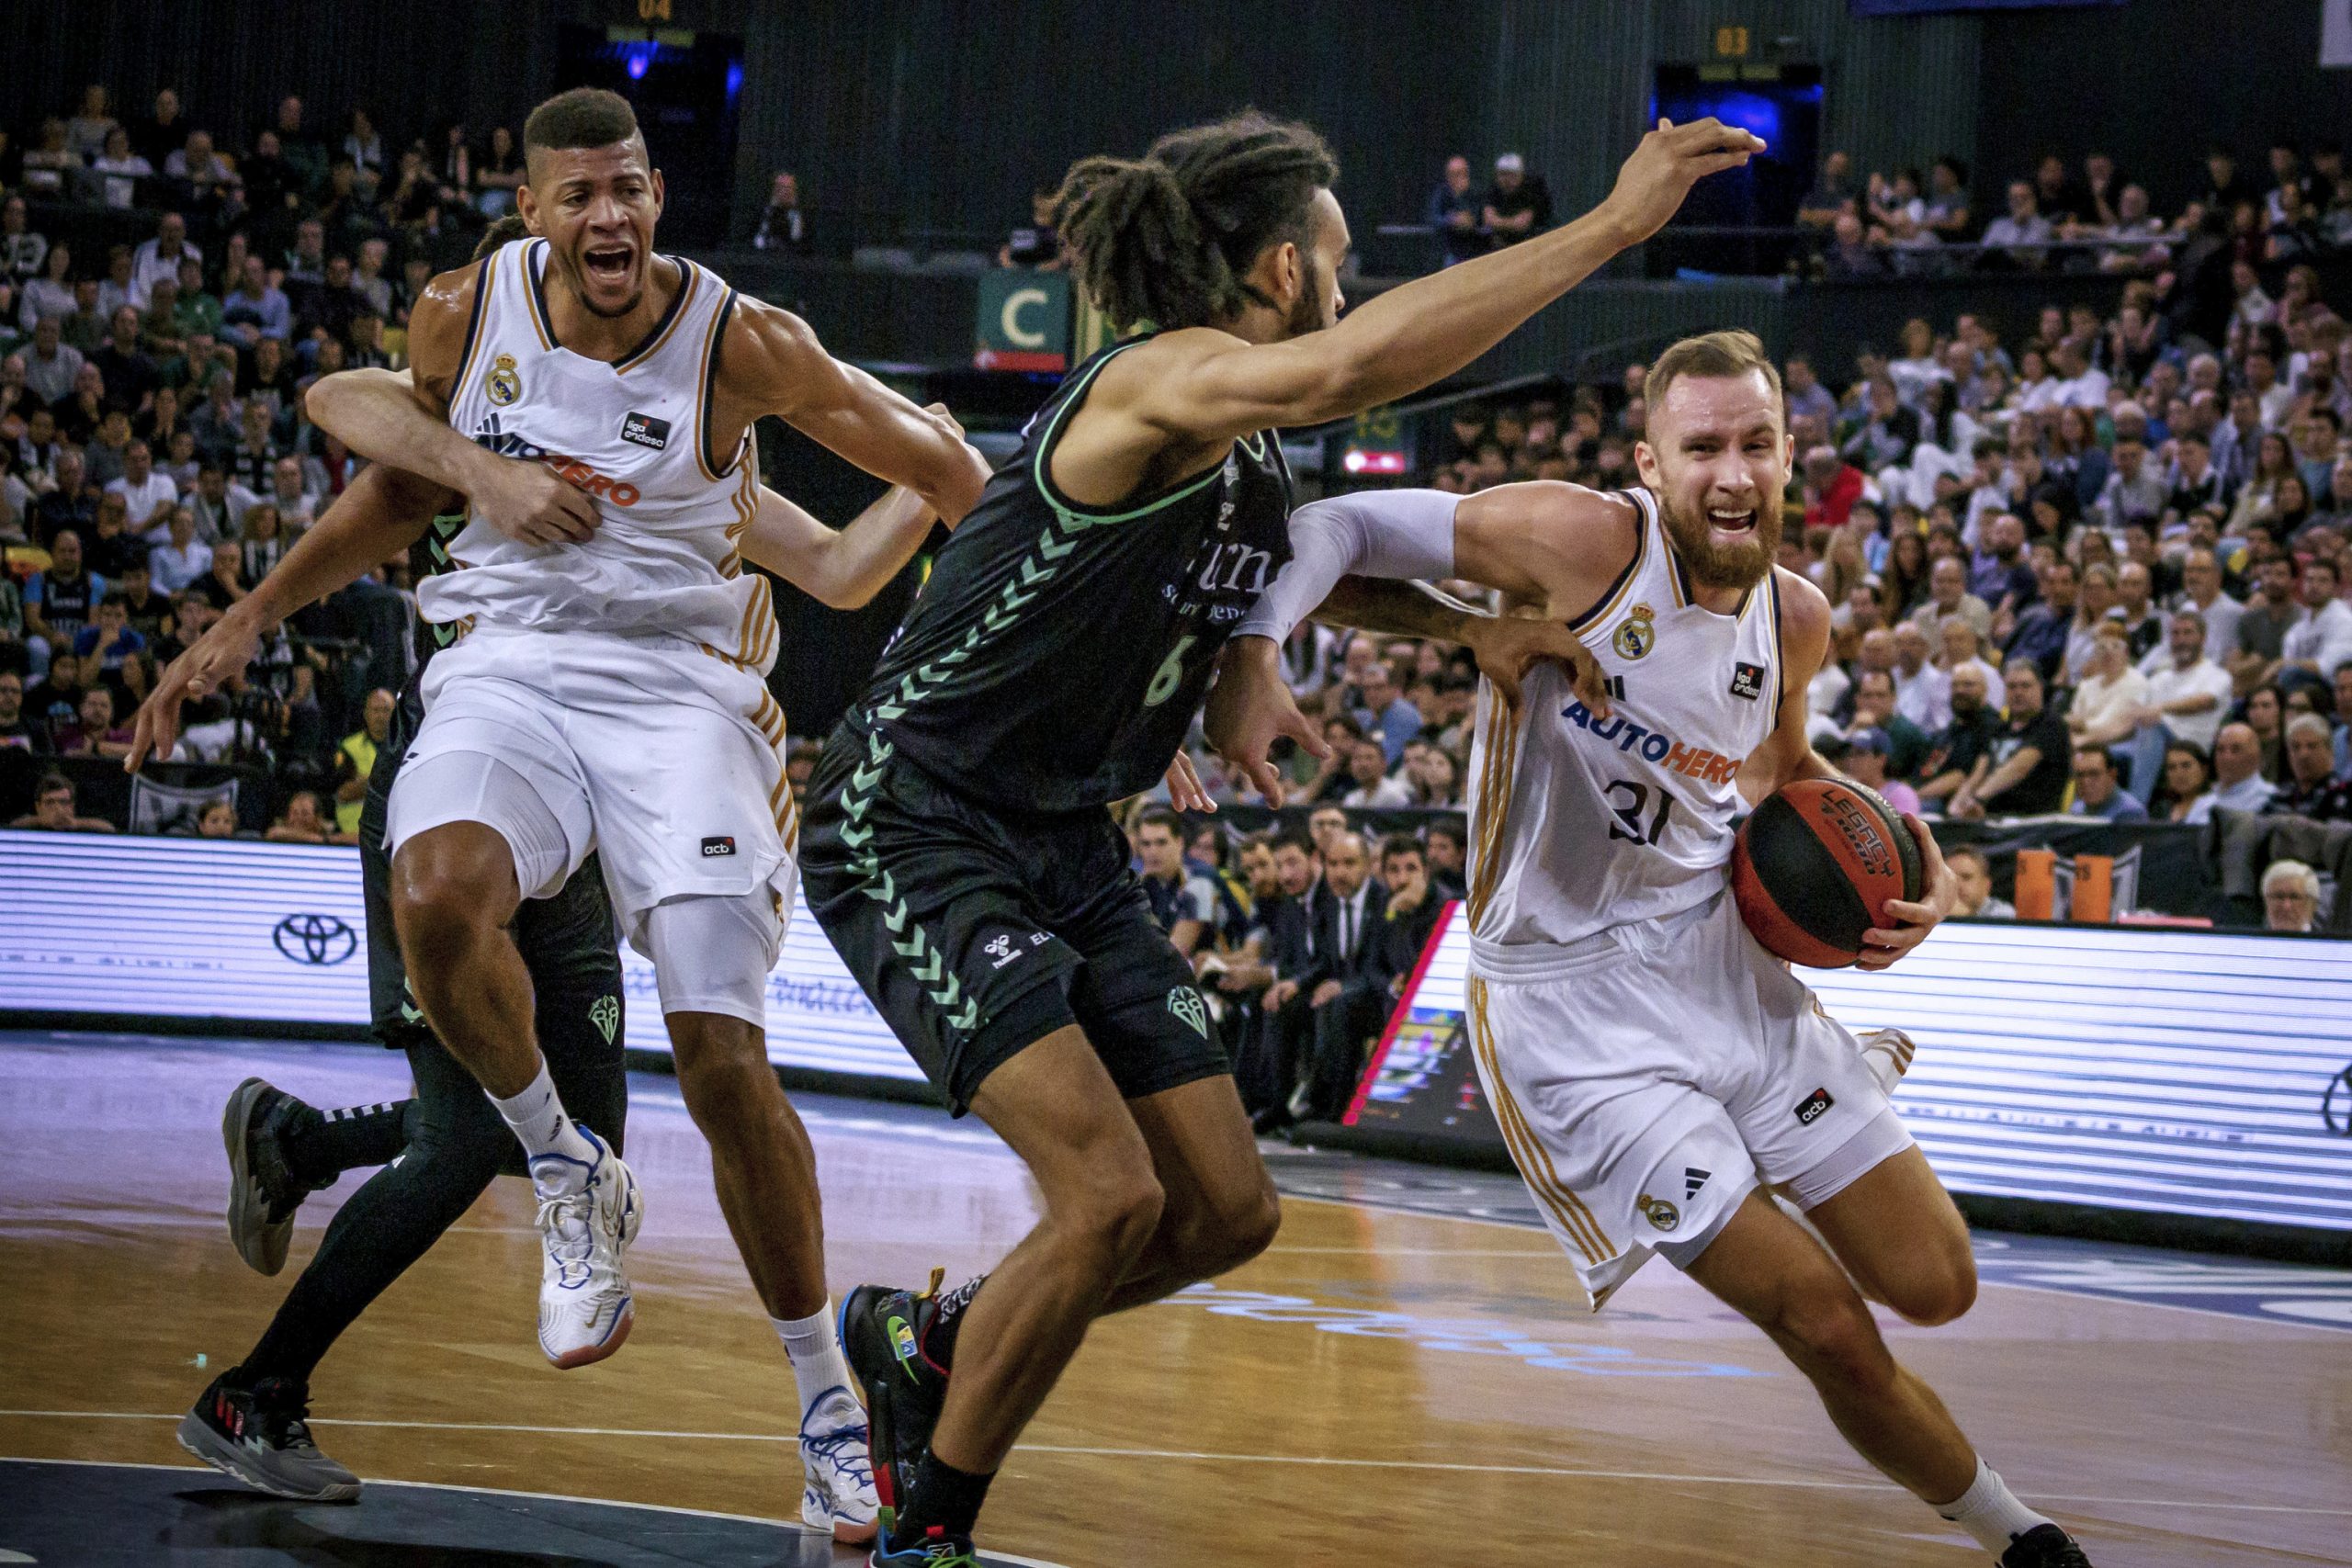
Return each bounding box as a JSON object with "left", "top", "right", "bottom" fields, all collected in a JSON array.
[
  {"left": 839, "top": 1270, "right": 954, "bottom": 1529},
  {"left": 222, "top": 1078, "right": 333, "bottom": 1277},
  {"left": 2001, "top": 1524, "right": 2096, "bottom": 1566},
  {"left": 177, "top": 1369, "right": 359, "bottom": 1501}
]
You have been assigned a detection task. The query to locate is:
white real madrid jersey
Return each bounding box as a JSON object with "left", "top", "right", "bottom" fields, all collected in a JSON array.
[
  {"left": 422, "top": 239, "right": 777, "bottom": 671},
  {"left": 1464, "top": 487, "right": 1785, "bottom": 964}
]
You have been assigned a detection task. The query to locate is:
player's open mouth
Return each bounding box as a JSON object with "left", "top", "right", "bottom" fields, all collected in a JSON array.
[
  {"left": 1707, "top": 506, "right": 1758, "bottom": 536},
  {"left": 582, "top": 244, "right": 635, "bottom": 283}
]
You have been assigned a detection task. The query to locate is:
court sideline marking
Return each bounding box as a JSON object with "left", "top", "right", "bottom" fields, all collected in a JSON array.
[
  {"left": 0, "top": 1457, "right": 1071, "bottom": 1568},
  {"left": 5, "top": 1410, "right": 2347, "bottom": 1518}
]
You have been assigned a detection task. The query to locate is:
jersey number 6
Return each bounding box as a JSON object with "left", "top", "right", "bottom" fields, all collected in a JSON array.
[{"left": 1143, "top": 635, "right": 1198, "bottom": 707}]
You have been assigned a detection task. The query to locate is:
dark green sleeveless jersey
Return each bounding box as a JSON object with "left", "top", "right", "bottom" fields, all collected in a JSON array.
[
  {"left": 855, "top": 334, "right": 1294, "bottom": 813},
  {"left": 388, "top": 508, "right": 470, "bottom": 752}
]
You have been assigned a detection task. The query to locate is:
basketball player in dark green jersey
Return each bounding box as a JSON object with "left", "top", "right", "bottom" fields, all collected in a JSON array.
[{"left": 803, "top": 110, "right": 1761, "bottom": 1563}]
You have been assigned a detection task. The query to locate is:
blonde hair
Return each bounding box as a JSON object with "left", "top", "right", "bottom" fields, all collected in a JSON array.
[{"left": 1645, "top": 330, "right": 1784, "bottom": 420}]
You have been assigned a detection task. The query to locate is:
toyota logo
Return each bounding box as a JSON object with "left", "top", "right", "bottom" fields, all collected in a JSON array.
[
  {"left": 2325, "top": 1064, "right": 2352, "bottom": 1136},
  {"left": 274, "top": 913, "right": 358, "bottom": 966}
]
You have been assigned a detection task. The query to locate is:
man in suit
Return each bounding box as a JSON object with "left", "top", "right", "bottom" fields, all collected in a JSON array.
[
  {"left": 1295, "top": 829, "right": 1391, "bottom": 1123},
  {"left": 1242, "top": 829, "right": 1322, "bottom": 1133}
]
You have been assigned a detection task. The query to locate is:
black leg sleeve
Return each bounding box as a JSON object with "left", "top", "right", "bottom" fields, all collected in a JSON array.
[{"left": 240, "top": 1037, "right": 508, "bottom": 1385}]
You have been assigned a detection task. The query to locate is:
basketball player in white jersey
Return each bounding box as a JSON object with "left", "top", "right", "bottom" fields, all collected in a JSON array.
[
  {"left": 297, "top": 89, "right": 988, "bottom": 1536},
  {"left": 1208, "top": 332, "right": 2097, "bottom": 1566}
]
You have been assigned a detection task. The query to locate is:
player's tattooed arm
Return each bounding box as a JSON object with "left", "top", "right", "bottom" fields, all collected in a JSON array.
[
  {"left": 307, "top": 271, "right": 601, "bottom": 546},
  {"left": 738, "top": 405, "right": 976, "bottom": 609},
  {"left": 717, "top": 297, "right": 990, "bottom": 525}
]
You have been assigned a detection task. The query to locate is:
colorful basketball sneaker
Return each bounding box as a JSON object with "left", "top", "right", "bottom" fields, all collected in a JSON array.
[{"left": 838, "top": 1271, "right": 952, "bottom": 1526}]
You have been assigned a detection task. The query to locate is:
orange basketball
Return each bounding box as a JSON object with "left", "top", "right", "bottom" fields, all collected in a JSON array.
[{"left": 1731, "top": 776, "right": 1925, "bottom": 968}]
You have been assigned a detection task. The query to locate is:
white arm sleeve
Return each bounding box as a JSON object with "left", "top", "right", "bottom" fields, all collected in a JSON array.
[{"left": 1233, "top": 488, "right": 1459, "bottom": 643}]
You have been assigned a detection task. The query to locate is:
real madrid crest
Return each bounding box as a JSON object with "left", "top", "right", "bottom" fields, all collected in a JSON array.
[
  {"left": 1612, "top": 601, "right": 1656, "bottom": 660},
  {"left": 486, "top": 353, "right": 523, "bottom": 407},
  {"left": 1636, "top": 1192, "right": 1680, "bottom": 1232}
]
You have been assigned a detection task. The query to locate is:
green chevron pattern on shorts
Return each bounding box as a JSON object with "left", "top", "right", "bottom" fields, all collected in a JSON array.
[{"left": 839, "top": 728, "right": 979, "bottom": 1032}]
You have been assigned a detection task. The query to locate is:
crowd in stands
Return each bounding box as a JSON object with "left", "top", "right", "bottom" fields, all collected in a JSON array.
[
  {"left": 1801, "top": 141, "right": 2352, "bottom": 279},
  {"left": 1157, "top": 257, "right": 2352, "bottom": 834},
  {"left": 0, "top": 84, "right": 523, "bottom": 836}
]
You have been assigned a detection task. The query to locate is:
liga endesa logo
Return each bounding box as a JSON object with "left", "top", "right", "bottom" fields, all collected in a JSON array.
[{"left": 273, "top": 913, "right": 358, "bottom": 966}]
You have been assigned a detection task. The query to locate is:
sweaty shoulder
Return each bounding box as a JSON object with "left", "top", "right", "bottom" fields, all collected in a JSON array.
[
  {"left": 714, "top": 292, "right": 814, "bottom": 396},
  {"left": 1086, "top": 325, "right": 1246, "bottom": 415},
  {"left": 1454, "top": 479, "right": 1640, "bottom": 615},
  {"left": 411, "top": 259, "right": 489, "bottom": 407}
]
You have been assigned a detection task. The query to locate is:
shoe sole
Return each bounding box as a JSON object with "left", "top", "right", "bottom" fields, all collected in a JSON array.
[
  {"left": 543, "top": 1296, "right": 634, "bottom": 1370},
  {"left": 175, "top": 1409, "right": 359, "bottom": 1503},
  {"left": 221, "top": 1078, "right": 291, "bottom": 1278}
]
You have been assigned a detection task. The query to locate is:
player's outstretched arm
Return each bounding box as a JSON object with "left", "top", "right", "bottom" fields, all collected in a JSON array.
[
  {"left": 1204, "top": 481, "right": 1620, "bottom": 802},
  {"left": 1128, "top": 119, "right": 1760, "bottom": 444},
  {"left": 126, "top": 461, "right": 455, "bottom": 771},
  {"left": 739, "top": 406, "right": 976, "bottom": 609},
  {"left": 720, "top": 299, "right": 991, "bottom": 525},
  {"left": 304, "top": 273, "right": 600, "bottom": 546}
]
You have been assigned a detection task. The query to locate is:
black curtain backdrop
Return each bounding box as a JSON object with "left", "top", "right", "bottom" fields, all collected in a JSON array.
[{"left": 1973, "top": 0, "right": 2352, "bottom": 213}]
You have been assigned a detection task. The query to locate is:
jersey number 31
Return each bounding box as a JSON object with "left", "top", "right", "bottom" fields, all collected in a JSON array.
[{"left": 1604, "top": 778, "right": 1676, "bottom": 846}]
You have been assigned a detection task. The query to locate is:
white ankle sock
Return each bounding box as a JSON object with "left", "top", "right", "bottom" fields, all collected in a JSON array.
[
  {"left": 488, "top": 1061, "right": 597, "bottom": 1194},
  {"left": 1936, "top": 1457, "right": 2054, "bottom": 1556},
  {"left": 772, "top": 1303, "right": 857, "bottom": 1427}
]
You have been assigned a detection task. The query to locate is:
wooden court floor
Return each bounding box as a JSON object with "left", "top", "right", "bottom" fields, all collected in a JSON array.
[{"left": 2, "top": 1032, "right": 2347, "bottom": 1567}]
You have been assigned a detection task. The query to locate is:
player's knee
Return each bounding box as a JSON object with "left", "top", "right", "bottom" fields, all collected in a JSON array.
[
  {"left": 390, "top": 832, "right": 507, "bottom": 963},
  {"left": 1213, "top": 1179, "right": 1283, "bottom": 1272},
  {"left": 1772, "top": 1280, "right": 1895, "bottom": 1393},
  {"left": 1881, "top": 1243, "right": 1977, "bottom": 1326},
  {"left": 1074, "top": 1165, "right": 1166, "bottom": 1266},
  {"left": 1161, "top": 1175, "right": 1281, "bottom": 1281},
  {"left": 670, "top": 1021, "right": 780, "bottom": 1131}
]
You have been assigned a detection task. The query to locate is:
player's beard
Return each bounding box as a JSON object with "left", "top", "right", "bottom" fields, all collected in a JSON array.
[
  {"left": 1658, "top": 487, "right": 1781, "bottom": 592},
  {"left": 1285, "top": 267, "right": 1326, "bottom": 339}
]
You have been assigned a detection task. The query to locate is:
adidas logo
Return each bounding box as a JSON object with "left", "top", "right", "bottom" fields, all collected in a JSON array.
[{"left": 1684, "top": 1167, "right": 1711, "bottom": 1201}]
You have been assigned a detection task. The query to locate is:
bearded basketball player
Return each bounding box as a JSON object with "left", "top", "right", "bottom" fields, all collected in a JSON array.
[
  {"left": 794, "top": 114, "right": 1760, "bottom": 1563},
  {"left": 1209, "top": 330, "right": 2097, "bottom": 1567}
]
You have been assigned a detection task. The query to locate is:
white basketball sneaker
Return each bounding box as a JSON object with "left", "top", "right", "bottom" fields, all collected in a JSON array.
[
  {"left": 798, "top": 1385, "right": 881, "bottom": 1543},
  {"left": 1858, "top": 1028, "right": 1917, "bottom": 1095},
  {"left": 532, "top": 1126, "right": 642, "bottom": 1369}
]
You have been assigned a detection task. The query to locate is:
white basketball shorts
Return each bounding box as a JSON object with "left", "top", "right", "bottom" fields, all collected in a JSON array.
[
  {"left": 1466, "top": 887, "right": 1915, "bottom": 1308},
  {"left": 384, "top": 628, "right": 797, "bottom": 984}
]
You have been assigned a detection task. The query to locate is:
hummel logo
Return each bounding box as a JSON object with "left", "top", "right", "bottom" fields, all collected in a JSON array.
[
  {"left": 984, "top": 932, "right": 1027, "bottom": 969},
  {"left": 1684, "top": 1166, "right": 1711, "bottom": 1200}
]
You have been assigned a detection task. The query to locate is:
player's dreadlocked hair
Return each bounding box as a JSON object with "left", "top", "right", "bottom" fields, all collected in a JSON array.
[
  {"left": 472, "top": 213, "right": 530, "bottom": 260},
  {"left": 1056, "top": 110, "right": 1338, "bottom": 333}
]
